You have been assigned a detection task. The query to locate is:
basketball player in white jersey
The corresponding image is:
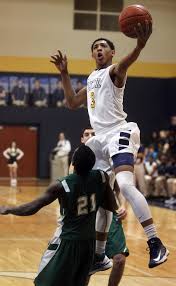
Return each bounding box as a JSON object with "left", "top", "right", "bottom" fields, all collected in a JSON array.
[{"left": 50, "top": 21, "right": 169, "bottom": 269}]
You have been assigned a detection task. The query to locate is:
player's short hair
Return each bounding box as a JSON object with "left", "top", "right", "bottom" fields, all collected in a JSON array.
[
  {"left": 72, "top": 145, "right": 95, "bottom": 176},
  {"left": 91, "top": 38, "right": 115, "bottom": 52}
]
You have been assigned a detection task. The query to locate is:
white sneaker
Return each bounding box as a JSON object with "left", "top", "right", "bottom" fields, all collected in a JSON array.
[
  {"left": 165, "top": 197, "right": 176, "bottom": 205},
  {"left": 10, "top": 179, "right": 13, "bottom": 187},
  {"left": 89, "top": 253, "right": 113, "bottom": 275},
  {"left": 11, "top": 179, "right": 17, "bottom": 187}
]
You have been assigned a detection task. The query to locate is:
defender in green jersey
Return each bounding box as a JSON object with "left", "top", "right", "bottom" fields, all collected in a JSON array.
[
  {"left": 0, "top": 145, "right": 117, "bottom": 286},
  {"left": 81, "top": 128, "right": 129, "bottom": 286}
]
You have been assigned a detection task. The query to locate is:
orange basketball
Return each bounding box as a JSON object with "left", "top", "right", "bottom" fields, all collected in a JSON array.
[{"left": 119, "top": 5, "right": 152, "bottom": 38}]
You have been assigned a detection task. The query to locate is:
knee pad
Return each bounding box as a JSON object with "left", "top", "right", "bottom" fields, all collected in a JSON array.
[{"left": 116, "top": 171, "right": 134, "bottom": 191}]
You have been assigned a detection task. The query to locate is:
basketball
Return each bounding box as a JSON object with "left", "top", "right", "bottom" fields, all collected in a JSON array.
[{"left": 119, "top": 5, "right": 152, "bottom": 38}]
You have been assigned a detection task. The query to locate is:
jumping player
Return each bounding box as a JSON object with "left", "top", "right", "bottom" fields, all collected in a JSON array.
[
  {"left": 0, "top": 145, "right": 117, "bottom": 286},
  {"left": 50, "top": 21, "right": 169, "bottom": 268}
]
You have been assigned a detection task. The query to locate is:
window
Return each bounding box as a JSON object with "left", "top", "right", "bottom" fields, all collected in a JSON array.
[
  {"left": 74, "top": 0, "right": 97, "bottom": 11},
  {"left": 74, "top": 0, "right": 123, "bottom": 31},
  {"left": 74, "top": 13, "right": 97, "bottom": 30}
]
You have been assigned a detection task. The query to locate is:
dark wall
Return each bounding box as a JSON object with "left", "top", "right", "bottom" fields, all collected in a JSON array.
[{"left": 0, "top": 76, "right": 175, "bottom": 178}]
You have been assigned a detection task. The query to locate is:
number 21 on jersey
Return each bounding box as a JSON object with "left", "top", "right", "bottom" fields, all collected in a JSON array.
[{"left": 77, "top": 193, "right": 96, "bottom": 216}]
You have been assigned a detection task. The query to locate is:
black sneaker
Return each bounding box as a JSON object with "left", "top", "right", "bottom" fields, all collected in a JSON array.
[
  {"left": 89, "top": 253, "right": 113, "bottom": 275},
  {"left": 147, "top": 237, "right": 169, "bottom": 268}
]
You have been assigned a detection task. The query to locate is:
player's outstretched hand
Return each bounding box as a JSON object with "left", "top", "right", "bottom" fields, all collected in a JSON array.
[
  {"left": 0, "top": 206, "right": 10, "bottom": 215},
  {"left": 117, "top": 207, "right": 127, "bottom": 220},
  {"left": 135, "top": 20, "right": 152, "bottom": 49},
  {"left": 50, "top": 50, "right": 68, "bottom": 73}
]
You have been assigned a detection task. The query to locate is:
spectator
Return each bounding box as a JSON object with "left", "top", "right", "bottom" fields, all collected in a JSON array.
[
  {"left": 11, "top": 78, "right": 26, "bottom": 106},
  {"left": 0, "top": 85, "right": 8, "bottom": 106},
  {"left": 165, "top": 157, "right": 176, "bottom": 205},
  {"left": 154, "top": 155, "right": 168, "bottom": 197},
  {"left": 134, "top": 145, "right": 148, "bottom": 197},
  {"left": 32, "top": 79, "right": 47, "bottom": 107},
  {"left": 51, "top": 80, "right": 65, "bottom": 107},
  {"left": 150, "top": 131, "right": 159, "bottom": 152},
  {"left": 145, "top": 144, "right": 158, "bottom": 162},
  {"left": 157, "top": 130, "right": 169, "bottom": 155},
  {"left": 51, "top": 132, "right": 71, "bottom": 180},
  {"left": 144, "top": 155, "right": 158, "bottom": 197},
  {"left": 168, "top": 130, "right": 176, "bottom": 157}
]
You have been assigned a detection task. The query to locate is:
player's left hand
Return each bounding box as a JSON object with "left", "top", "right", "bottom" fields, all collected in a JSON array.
[
  {"left": 135, "top": 20, "right": 152, "bottom": 49},
  {"left": 0, "top": 206, "right": 10, "bottom": 215},
  {"left": 117, "top": 207, "right": 127, "bottom": 220}
]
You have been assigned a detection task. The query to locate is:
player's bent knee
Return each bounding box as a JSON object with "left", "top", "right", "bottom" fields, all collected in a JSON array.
[{"left": 113, "top": 254, "right": 126, "bottom": 269}]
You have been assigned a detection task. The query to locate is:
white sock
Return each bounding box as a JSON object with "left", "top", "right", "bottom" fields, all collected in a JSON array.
[
  {"left": 144, "top": 224, "right": 157, "bottom": 240},
  {"left": 96, "top": 240, "right": 107, "bottom": 254},
  {"left": 95, "top": 207, "right": 112, "bottom": 254}
]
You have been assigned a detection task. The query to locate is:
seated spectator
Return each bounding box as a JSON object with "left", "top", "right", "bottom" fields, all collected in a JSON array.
[
  {"left": 144, "top": 155, "right": 158, "bottom": 197},
  {"left": 134, "top": 145, "right": 148, "bottom": 197},
  {"left": 32, "top": 79, "right": 47, "bottom": 107},
  {"left": 154, "top": 154, "right": 168, "bottom": 197},
  {"left": 150, "top": 131, "right": 159, "bottom": 152},
  {"left": 145, "top": 144, "right": 158, "bottom": 162},
  {"left": 168, "top": 130, "right": 176, "bottom": 157},
  {"left": 11, "top": 78, "right": 26, "bottom": 106},
  {"left": 51, "top": 80, "right": 65, "bottom": 107},
  {"left": 0, "top": 85, "right": 8, "bottom": 106},
  {"left": 157, "top": 130, "right": 169, "bottom": 155},
  {"left": 165, "top": 157, "right": 176, "bottom": 205}
]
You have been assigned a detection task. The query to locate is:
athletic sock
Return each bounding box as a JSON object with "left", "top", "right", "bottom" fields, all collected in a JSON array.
[
  {"left": 144, "top": 224, "right": 157, "bottom": 240},
  {"left": 96, "top": 240, "right": 107, "bottom": 255}
]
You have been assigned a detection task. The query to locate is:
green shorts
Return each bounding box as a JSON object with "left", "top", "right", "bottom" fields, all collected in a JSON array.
[
  {"left": 105, "top": 213, "right": 129, "bottom": 258},
  {"left": 34, "top": 239, "right": 95, "bottom": 286}
]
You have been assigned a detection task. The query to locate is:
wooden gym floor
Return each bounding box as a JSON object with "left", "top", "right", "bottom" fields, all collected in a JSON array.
[{"left": 0, "top": 182, "right": 175, "bottom": 286}]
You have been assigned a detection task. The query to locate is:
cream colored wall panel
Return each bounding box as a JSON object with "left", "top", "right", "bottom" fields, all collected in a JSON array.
[{"left": 0, "top": 0, "right": 175, "bottom": 62}]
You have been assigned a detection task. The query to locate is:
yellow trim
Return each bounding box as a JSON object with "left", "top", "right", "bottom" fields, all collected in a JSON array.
[{"left": 0, "top": 56, "right": 176, "bottom": 78}]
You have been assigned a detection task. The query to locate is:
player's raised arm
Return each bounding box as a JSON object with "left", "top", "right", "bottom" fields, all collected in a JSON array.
[
  {"left": 0, "top": 182, "right": 62, "bottom": 216},
  {"left": 50, "top": 50, "right": 87, "bottom": 109},
  {"left": 110, "top": 20, "right": 152, "bottom": 88}
]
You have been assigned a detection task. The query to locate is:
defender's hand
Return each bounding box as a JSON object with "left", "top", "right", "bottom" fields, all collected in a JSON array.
[
  {"left": 135, "top": 20, "right": 152, "bottom": 50},
  {"left": 50, "top": 50, "right": 68, "bottom": 73},
  {"left": 117, "top": 207, "right": 127, "bottom": 220}
]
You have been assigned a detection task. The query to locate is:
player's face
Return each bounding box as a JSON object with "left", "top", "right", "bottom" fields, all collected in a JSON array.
[
  {"left": 92, "top": 40, "right": 115, "bottom": 67},
  {"left": 81, "top": 129, "right": 95, "bottom": 144}
]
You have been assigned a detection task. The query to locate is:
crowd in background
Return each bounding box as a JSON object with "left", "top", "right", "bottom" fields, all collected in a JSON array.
[
  {"left": 0, "top": 77, "right": 85, "bottom": 108},
  {"left": 135, "top": 126, "right": 176, "bottom": 206}
]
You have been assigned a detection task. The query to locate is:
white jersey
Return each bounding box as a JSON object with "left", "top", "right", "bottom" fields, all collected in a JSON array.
[{"left": 87, "top": 65, "right": 127, "bottom": 135}]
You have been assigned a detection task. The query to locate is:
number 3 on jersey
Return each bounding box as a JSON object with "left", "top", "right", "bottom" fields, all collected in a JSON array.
[
  {"left": 77, "top": 193, "right": 96, "bottom": 215},
  {"left": 89, "top": 91, "right": 95, "bottom": 109}
]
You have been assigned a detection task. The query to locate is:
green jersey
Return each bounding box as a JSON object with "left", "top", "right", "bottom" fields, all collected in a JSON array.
[{"left": 58, "top": 170, "right": 106, "bottom": 240}]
